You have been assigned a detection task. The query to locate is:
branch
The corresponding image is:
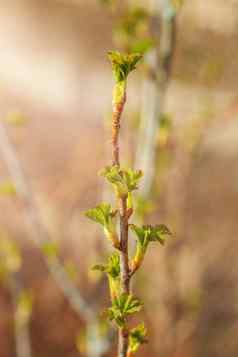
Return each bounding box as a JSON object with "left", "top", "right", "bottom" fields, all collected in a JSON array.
[
  {"left": 112, "top": 91, "right": 131, "bottom": 357},
  {"left": 108, "top": 52, "right": 136, "bottom": 357},
  {"left": 0, "top": 122, "right": 95, "bottom": 321},
  {"left": 135, "top": 0, "right": 176, "bottom": 198}
]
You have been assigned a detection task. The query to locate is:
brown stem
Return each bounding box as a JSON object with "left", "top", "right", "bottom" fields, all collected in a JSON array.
[
  {"left": 118, "top": 327, "right": 129, "bottom": 357},
  {"left": 111, "top": 91, "right": 131, "bottom": 357},
  {"left": 118, "top": 196, "right": 130, "bottom": 356},
  {"left": 112, "top": 96, "right": 126, "bottom": 166},
  {"left": 126, "top": 350, "right": 133, "bottom": 357},
  {"left": 119, "top": 197, "right": 130, "bottom": 294}
]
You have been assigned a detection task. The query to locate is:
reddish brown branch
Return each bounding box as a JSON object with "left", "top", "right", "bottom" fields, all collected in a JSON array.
[
  {"left": 111, "top": 90, "right": 131, "bottom": 357},
  {"left": 112, "top": 95, "right": 126, "bottom": 166}
]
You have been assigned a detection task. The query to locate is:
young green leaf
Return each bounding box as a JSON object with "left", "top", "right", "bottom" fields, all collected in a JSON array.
[
  {"left": 85, "top": 203, "right": 115, "bottom": 226},
  {"left": 101, "top": 166, "right": 143, "bottom": 198},
  {"left": 130, "top": 224, "right": 171, "bottom": 272},
  {"left": 85, "top": 203, "right": 119, "bottom": 248},
  {"left": 93, "top": 253, "right": 121, "bottom": 299},
  {"left": 146, "top": 224, "right": 172, "bottom": 244},
  {"left": 107, "top": 293, "right": 143, "bottom": 327},
  {"left": 108, "top": 51, "right": 142, "bottom": 83},
  {"left": 129, "top": 323, "right": 148, "bottom": 354},
  {"left": 123, "top": 168, "right": 143, "bottom": 191},
  {"left": 130, "top": 224, "right": 171, "bottom": 246},
  {"left": 92, "top": 252, "right": 120, "bottom": 279}
]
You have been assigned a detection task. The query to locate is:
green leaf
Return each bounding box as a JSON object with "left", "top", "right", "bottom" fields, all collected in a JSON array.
[
  {"left": 147, "top": 224, "right": 172, "bottom": 244},
  {"left": 100, "top": 166, "right": 124, "bottom": 185},
  {"left": 41, "top": 241, "right": 59, "bottom": 259},
  {"left": 130, "top": 224, "right": 171, "bottom": 272},
  {"left": 108, "top": 51, "right": 142, "bottom": 82},
  {"left": 0, "top": 181, "right": 17, "bottom": 196},
  {"left": 101, "top": 166, "right": 143, "bottom": 197},
  {"left": 101, "top": 166, "right": 127, "bottom": 197},
  {"left": 107, "top": 253, "right": 120, "bottom": 279},
  {"left": 108, "top": 293, "right": 143, "bottom": 327},
  {"left": 130, "top": 225, "right": 146, "bottom": 245},
  {"left": 85, "top": 203, "right": 115, "bottom": 226},
  {"left": 123, "top": 168, "right": 143, "bottom": 191},
  {"left": 107, "top": 307, "right": 125, "bottom": 327},
  {"left": 93, "top": 253, "right": 120, "bottom": 299},
  {"left": 92, "top": 252, "right": 120, "bottom": 279},
  {"left": 130, "top": 224, "right": 171, "bottom": 246},
  {"left": 85, "top": 203, "right": 119, "bottom": 247},
  {"left": 129, "top": 323, "right": 148, "bottom": 353}
]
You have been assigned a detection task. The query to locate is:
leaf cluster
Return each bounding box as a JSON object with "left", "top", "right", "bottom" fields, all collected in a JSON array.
[
  {"left": 92, "top": 252, "right": 120, "bottom": 280},
  {"left": 130, "top": 224, "right": 171, "bottom": 246},
  {"left": 86, "top": 203, "right": 117, "bottom": 227},
  {"left": 130, "top": 224, "right": 171, "bottom": 272},
  {"left": 85, "top": 203, "right": 119, "bottom": 248},
  {"left": 108, "top": 51, "right": 142, "bottom": 82},
  {"left": 129, "top": 323, "right": 148, "bottom": 353},
  {"left": 93, "top": 253, "right": 120, "bottom": 298},
  {"left": 101, "top": 166, "right": 143, "bottom": 198},
  {"left": 107, "top": 293, "right": 143, "bottom": 327}
]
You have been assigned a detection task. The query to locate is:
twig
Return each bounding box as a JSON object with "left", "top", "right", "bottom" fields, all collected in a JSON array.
[
  {"left": 0, "top": 122, "right": 111, "bottom": 357},
  {"left": 135, "top": 0, "right": 176, "bottom": 198},
  {"left": 0, "top": 122, "right": 94, "bottom": 320},
  {"left": 110, "top": 57, "right": 132, "bottom": 357}
]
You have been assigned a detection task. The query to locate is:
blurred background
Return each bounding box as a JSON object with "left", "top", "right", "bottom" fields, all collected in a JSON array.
[{"left": 0, "top": 0, "right": 238, "bottom": 356}]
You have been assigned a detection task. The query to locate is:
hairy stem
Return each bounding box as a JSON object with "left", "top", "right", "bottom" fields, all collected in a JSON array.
[
  {"left": 118, "top": 327, "right": 129, "bottom": 357},
  {"left": 112, "top": 90, "right": 126, "bottom": 166},
  {"left": 119, "top": 197, "right": 130, "bottom": 294},
  {"left": 118, "top": 195, "right": 130, "bottom": 356},
  {"left": 112, "top": 88, "right": 131, "bottom": 357}
]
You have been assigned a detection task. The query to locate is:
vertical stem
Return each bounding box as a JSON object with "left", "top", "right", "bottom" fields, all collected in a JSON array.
[
  {"left": 112, "top": 94, "right": 126, "bottom": 166},
  {"left": 119, "top": 193, "right": 130, "bottom": 356},
  {"left": 119, "top": 197, "right": 130, "bottom": 295},
  {"left": 118, "top": 197, "right": 130, "bottom": 357},
  {"left": 111, "top": 88, "right": 130, "bottom": 357}
]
